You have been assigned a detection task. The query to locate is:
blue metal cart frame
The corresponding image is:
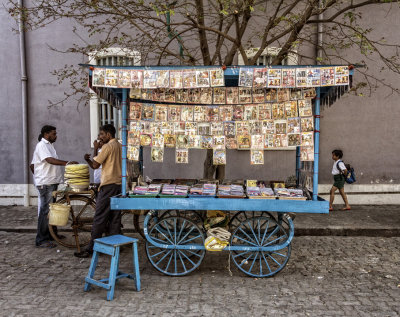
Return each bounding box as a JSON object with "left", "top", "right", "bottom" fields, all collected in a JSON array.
[{"left": 81, "top": 65, "right": 351, "bottom": 277}]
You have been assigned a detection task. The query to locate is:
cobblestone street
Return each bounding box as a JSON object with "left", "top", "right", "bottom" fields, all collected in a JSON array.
[{"left": 0, "top": 232, "right": 399, "bottom": 317}]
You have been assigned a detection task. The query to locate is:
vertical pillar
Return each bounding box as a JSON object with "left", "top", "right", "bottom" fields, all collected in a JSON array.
[
  {"left": 313, "top": 87, "right": 321, "bottom": 201},
  {"left": 296, "top": 146, "right": 301, "bottom": 187},
  {"left": 121, "top": 89, "right": 128, "bottom": 196}
]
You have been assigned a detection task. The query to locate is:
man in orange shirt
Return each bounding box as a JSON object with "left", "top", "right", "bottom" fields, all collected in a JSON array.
[{"left": 74, "top": 124, "right": 122, "bottom": 258}]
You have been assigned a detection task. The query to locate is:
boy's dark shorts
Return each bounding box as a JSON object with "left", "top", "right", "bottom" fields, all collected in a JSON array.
[{"left": 333, "top": 174, "right": 345, "bottom": 189}]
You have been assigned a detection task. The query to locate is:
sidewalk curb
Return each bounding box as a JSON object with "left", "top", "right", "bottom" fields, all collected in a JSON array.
[{"left": 1, "top": 227, "right": 400, "bottom": 237}]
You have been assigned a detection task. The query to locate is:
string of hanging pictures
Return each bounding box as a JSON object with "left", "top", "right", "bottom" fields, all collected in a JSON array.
[{"left": 92, "top": 66, "right": 349, "bottom": 165}]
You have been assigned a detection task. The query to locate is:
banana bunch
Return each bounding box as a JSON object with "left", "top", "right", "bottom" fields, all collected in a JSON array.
[{"left": 64, "top": 164, "right": 90, "bottom": 186}]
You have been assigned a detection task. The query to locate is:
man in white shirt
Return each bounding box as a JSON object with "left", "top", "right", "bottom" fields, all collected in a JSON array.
[{"left": 31, "top": 125, "right": 78, "bottom": 248}]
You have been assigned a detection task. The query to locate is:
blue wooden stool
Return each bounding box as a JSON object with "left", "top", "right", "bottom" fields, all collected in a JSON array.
[{"left": 84, "top": 234, "right": 141, "bottom": 300}]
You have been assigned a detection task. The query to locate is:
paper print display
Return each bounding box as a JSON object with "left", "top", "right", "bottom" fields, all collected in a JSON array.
[
  {"left": 239, "top": 68, "right": 254, "bottom": 87},
  {"left": 250, "top": 150, "right": 264, "bottom": 164},
  {"left": 128, "top": 131, "right": 140, "bottom": 147},
  {"left": 143, "top": 70, "right": 158, "bottom": 88},
  {"left": 261, "top": 120, "right": 274, "bottom": 134},
  {"left": 176, "top": 134, "right": 189, "bottom": 148},
  {"left": 301, "top": 117, "right": 314, "bottom": 132},
  {"left": 168, "top": 105, "right": 181, "bottom": 122},
  {"left": 140, "top": 133, "right": 152, "bottom": 146},
  {"left": 288, "top": 133, "right": 301, "bottom": 147},
  {"left": 196, "top": 70, "right": 210, "bottom": 87},
  {"left": 151, "top": 147, "right": 164, "bottom": 162},
  {"left": 183, "top": 70, "right": 197, "bottom": 88},
  {"left": 237, "top": 134, "right": 251, "bottom": 149},
  {"left": 155, "top": 105, "right": 168, "bottom": 121},
  {"left": 232, "top": 105, "right": 244, "bottom": 121},
  {"left": 258, "top": 104, "right": 272, "bottom": 120},
  {"left": 225, "top": 136, "right": 238, "bottom": 149},
  {"left": 118, "top": 70, "right": 132, "bottom": 88},
  {"left": 188, "top": 135, "right": 201, "bottom": 148},
  {"left": 239, "top": 88, "right": 252, "bottom": 103},
  {"left": 285, "top": 101, "right": 298, "bottom": 117},
  {"left": 105, "top": 69, "right": 118, "bottom": 87},
  {"left": 185, "top": 122, "right": 197, "bottom": 135},
  {"left": 272, "top": 103, "right": 285, "bottom": 120},
  {"left": 282, "top": 69, "right": 296, "bottom": 88},
  {"left": 129, "top": 103, "right": 142, "bottom": 121},
  {"left": 298, "top": 99, "right": 313, "bottom": 117},
  {"left": 252, "top": 88, "right": 265, "bottom": 103},
  {"left": 226, "top": 87, "right": 239, "bottom": 104},
  {"left": 173, "top": 122, "right": 185, "bottom": 134},
  {"left": 127, "top": 145, "right": 140, "bottom": 161},
  {"left": 175, "top": 89, "right": 188, "bottom": 103},
  {"left": 296, "top": 69, "right": 307, "bottom": 88},
  {"left": 224, "top": 122, "right": 236, "bottom": 136},
  {"left": 198, "top": 122, "right": 211, "bottom": 135},
  {"left": 152, "top": 134, "right": 164, "bottom": 148},
  {"left": 211, "top": 122, "right": 224, "bottom": 135},
  {"left": 321, "top": 67, "right": 335, "bottom": 86},
  {"left": 219, "top": 106, "right": 233, "bottom": 122},
  {"left": 92, "top": 68, "right": 106, "bottom": 87},
  {"left": 300, "top": 146, "right": 314, "bottom": 161},
  {"left": 210, "top": 68, "right": 225, "bottom": 87},
  {"left": 181, "top": 106, "right": 194, "bottom": 122},
  {"left": 236, "top": 121, "right": 250, "bottom": 135},
  {"left": 265, "top": 89, "right": 277, "bottom": 102},
  {"left": 213, "top": 149, "right": 226, "bottom": 165},
  {"left": 169, "top": 70, "right": 183, "bottom": 88},
  {"left": 306, "top": 68, "right": 321, "bottom": 87},
  {"left": 287, "top": 117, "right": 300, "bottom": 134},
  {"left": 194, "top": 106, "right": 207, "bottom": 122},
  {"left": 274, "top": 120, "right": 287, "bottom": 134},
  {"left": 201, "top": 136, "right": 213, "bottom": 149},
  {"left": 142, "top": 104, "right": 155, "bottom": 121},
  {"left": 277, "top": 88, "right": 290, "bottom": 102},
  {"left": 207, "top": 106, "right": 219, "bottom": 122},
  {"left": 200, "top": 88, "right": 213, "bottom": 104},
  {"left": 175, "top": 149, "right": 189, "bottom": 163},
  {"left": 301, "top": 132, "right": 314, "bottom": 146},
  {"left": 131, "top": 70, "right": 143, "bottom": 88},
  {"left": 251, "top": 135, "right": 264, "bottom": 150},
  {"left": 164, "top": 134, "right": 176, "bottom": 147},
  {"left": 244, "top": 105, "right": 258, "bottom": 121},
  {"left": 253, "top": 68, "right": 268, "bottom": 88},
  {"left": 267, "top": 69, "right": 282, "bottom": 88},
  {"left": 213, "top": 135, "right": 226, "bottom": 149},
  {"left": 335, "top": 66, "right": 349, "bottom": 85}
]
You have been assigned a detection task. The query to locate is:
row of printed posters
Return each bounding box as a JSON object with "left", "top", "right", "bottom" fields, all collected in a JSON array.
[
  {"left": 127, "top": 101, "right": 315, "bottom": 164},
  {"left": 92, "top": 66, "right": 349, "bottom": 89},
  {"left": 128, "top": 87, "right": 316, "bottom": 105}
]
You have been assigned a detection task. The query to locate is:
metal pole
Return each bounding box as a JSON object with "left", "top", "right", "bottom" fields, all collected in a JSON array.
[
  {"left": 121, "top": 89, "right": 128, "bottom": 196},
  {"left": 296, "top": 146, "right": 301, "bottom": 187},
  {"left": 313, "top": 87, "right": 321, "bottom": 201},
  {"left": 19, "top": 0, "right": 29, "bottom": 206}
]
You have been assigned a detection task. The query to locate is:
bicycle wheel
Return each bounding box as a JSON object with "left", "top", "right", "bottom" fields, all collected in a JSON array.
[{"left": 49, "top": 195, "right": 95, "bottom": 248}]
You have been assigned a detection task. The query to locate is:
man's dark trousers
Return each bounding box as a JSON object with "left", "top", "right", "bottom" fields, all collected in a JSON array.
[{"left": 86, "top": 183, "right": 122, "bottom": 251}]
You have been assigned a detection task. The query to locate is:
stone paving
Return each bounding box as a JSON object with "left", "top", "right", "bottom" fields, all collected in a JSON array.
[{"left": 0, "top": 232, "right": 399, "bottom": 317}]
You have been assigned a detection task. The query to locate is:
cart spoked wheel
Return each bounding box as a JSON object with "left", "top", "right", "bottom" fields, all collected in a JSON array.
[
  {"left": 134, "top": 209, "right": 204, "bottom": 238},
  {"left": 229, "top": 211, "right": 276, "bottom": 231},
  {"left": 230, "top": 216, "right": 291, "bottom": 278},
  {"left": 145, "top": 216, "right": 206, "bottom": 276},
  {"left": 49, "top": 195, "right": 95, "bottom": 248}
]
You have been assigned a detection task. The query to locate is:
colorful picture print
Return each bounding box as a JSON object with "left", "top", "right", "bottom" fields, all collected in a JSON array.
[
  {"left": 131, "top": 70, "right": 143, "bottom": 89},
  {"left": 183, "top": 70, "right": 197, "bottom": 88},
  {"left": 161, "top": 122, "right": 174, "bottom": 134},
  {"left": 250, "top": 150, "right": 264, "bottom": 165},
  {"left": 296, "top": 69, "right": 307, "bottom": 88},
  {"left": 165, "top": 89, "right": 176, "bottom": 102},
  {"left": 168, "top": 105, "right": 181, "bottom": 122},
  {"left": 300, "top": 146, "right": 314, "bottom": 161},
  {"left": 152, "top": 89, "right": 162, "bottom": 102},
  {"left": 196, "top": 70, "right": 210, "bottom": 87},
  {"left": 156, "top": 70, "right": 170, "bottom": 88},
  {"left": 282, "top": 69, "right": 296, "bottom": 88},
  {"left": 226, "top": 87, "right": 239, "bottom": 104},
  {"left": 265, "top": 89, "right": 277, "bottom": 102},
  {"left": 258, "top": 104, "right": 272, "bottom": 120},
  {"left": 176, "top": 134, "right": 189, "bottom": 148},
  {"left": 252, "top": 88, "right": 265, "bottom": 103},
  {"left": 288, "top": 133, "right": 301, "bottom": 147},
  {"left": 175, "top": 149, "right": 189, "bottom": 164},
  {"left": 225, "top": 136, "right": 238, "bottom": 149},
  {"left": 237, "top": 134, "right": 251, "bottom": 149},
  {"left": 105, "top": 69, "right": 118, "bottom": 87},
  {"left": 335, "top": 66, "right": 349, "bottom": 85},
  {"left": 129, "top": 88, "right": 141, "bottom": 99},
  {"left": 141, "top": 121, "right": 153, "bottom": 134},
  {"left": 118, "top": 70, "right": 132, "bottom": 88},
  {"left": 181, "top": 106, "right": 194, "bottom": 122},
  {"left": 272, "top": 103, "right": 285, "bottom": 120},
  {"left": 303, "top": 88, "right": 316, "bottom": 99},
  {"left": 142, "top": 104, "right": 155, "bottom": 121},
  {"left": 261, "top": 120, "right": 274, "bottom": 134},
  {"left": 207, "top": 106, "right": 220, "bottom": 122},
  {"left": 251, "top": 135, "right": 264, "bottom": 150},
  {"left": 290, "top": 89, "right": 303, "bottom": 101},
  {"left": 130, "top": 121, "right": 141, "bottom": 133},
  {"left": 127, "top": 145, "right": 140, "bottom": 161},
  {"left": 141, "top": 89, "right": 153, "bottom": 100},
  {"left": 213, "top": 149, "right": 226, "bottom": 165},
  {"left": 250, "top": 121, "right": 262, "bottom": 134},
  {"left": 128, "top": 131, "right": 140, "bottom": 147},
  {"left": 273, "top": 134, "right": 288, "bottom": 148},
  {"left": 244, "top": 105, "right": 258, "bottom": 121},
  {"left": 277, "top": 88, "right": 290, "bottom": 102},
  {"left": 201, "top": 135, "right": 213, "bottom": 149},
  {"left": 200, "top": 88, "right": 213, "bottom": 104},
  {"left": 211, "top": 122, "right": 224, "bottom": 135},
  {"left": 188, "top": 88, "right": 201, "bottom": 104},
  {"left": 239, "top": 88, "right": 252, "bottom": 103},
  {"left": 298, "top": 99, "right": 313, "bottom": 117},
  {"left": 210, "top": 68, "right": 225, "bottom": 87},
  {"left": 175, "top": 89, "right": 188, "bottom": 103},
  {"left": 213, "top": 87, "right": 226, "bottom": 104},
  {"left": 224, "top": 121, "right": 236, "bottom": 136},
  {"left": 275, "top": 120, "right": 287, "bottom": 134},
  {"left": 306, "top": 68, "right": 321, "bottom": 87},
  {"left": 198, "top": 122, "right": 211, "bottom": 136},
  {"left": 287, "top": 117, "right": 300, "bottom": 134},
  {"left": 164, "top": 134, "right": 176, "bottom": 147},
  {"left": 169, "top": 70, "right": 183, "bottom": 88},
  {"left": 174, "top": 122, "right": 186, "bottom": 134},
  {"left": 239, "top": 68, "right": 254, "bottom": 87},
  {"left": 219, "top": 106, "right": 233, "bottom": 121},
  {"left": 301, "top": 132, "right": 314, "bottom": 146},
  {"left": 188, "top": 135, "right": 201, "bottom": 149},
  {"left": 152, "top": 134, "right": 164, "bottom": 148},
  {"left": 321, "top": 67, "right": 335, "bottom": 86},
  {"left": 92, "top": 68, "right": 105, "bottom": 87},
  {"left": 236, "top": 121, "right": 250, "bottom": 135},
  {"left": 152, "top": 122, "right": 162, "bottom": 134},
  {"left": 253, "top": 68, "right": 268, "bottom": 88},
  {"left": 301, "top": 117, "right": 314, "bottom": 132},
  {"left": 151, "top": 147, "right": 164, "bottom": 162},
  {"left": 185, "top": 122, "right": 197, "bottom": 135},
  {"left": 264, "top": 134, "right": 274, "bottom": 148},
  {"left": 140, "top": 133, "right": 152, "bottom": 146},
  {"left": 285, "top": 101, "right": 298, "bottom": 117},
  {"left": 213, "top": 135, "right": 226, "bottom": 149},
  {"left": 129, "top": 103, "right": 142, "bottom": 121},
  {"left": 267, "top": 68, "right": 282, "bottom": 88},
  {"left": 155, "top": 105, "right": 168, "bottom": 122},
  {"left": 232, "top": 105, "right": 244, "bottom": 121},
  {"left": 143, "top": 70, "right": 158, "bottom": 88}
]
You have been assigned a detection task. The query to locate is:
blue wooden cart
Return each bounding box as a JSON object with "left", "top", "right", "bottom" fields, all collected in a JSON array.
[{"left": 83, "top": 65, "right": 352, "bottom": 277}]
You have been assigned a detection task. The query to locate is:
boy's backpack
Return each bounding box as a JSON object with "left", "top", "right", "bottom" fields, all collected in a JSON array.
[{"left": 336, "top": 160, "right": 356, "bottom": 184}]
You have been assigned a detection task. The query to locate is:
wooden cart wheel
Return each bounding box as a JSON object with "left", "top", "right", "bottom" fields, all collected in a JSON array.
[
  {"left": 49, "top": 195, "right": 95, "bottom": 249},
  {"left": 145, "top": 216, "right": 206, "bottom": 276},
  {"left": 229, "top": 211, "right": 276, "bottom": 231},
  {"left": 230, "top": 216, "right": 291, "bottom": 278},
  {"left": 134, "top": 209, "right": 204, "bottom": 238}
]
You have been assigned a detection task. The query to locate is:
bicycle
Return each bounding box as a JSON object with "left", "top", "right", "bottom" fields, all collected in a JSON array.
[{"left": 48, "top": 187, "right": 96, "bottom": 252}]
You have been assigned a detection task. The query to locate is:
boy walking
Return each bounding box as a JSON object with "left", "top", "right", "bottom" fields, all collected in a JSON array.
[{"left": 329, "top": 149, "right": 351, "bottom": 211}]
